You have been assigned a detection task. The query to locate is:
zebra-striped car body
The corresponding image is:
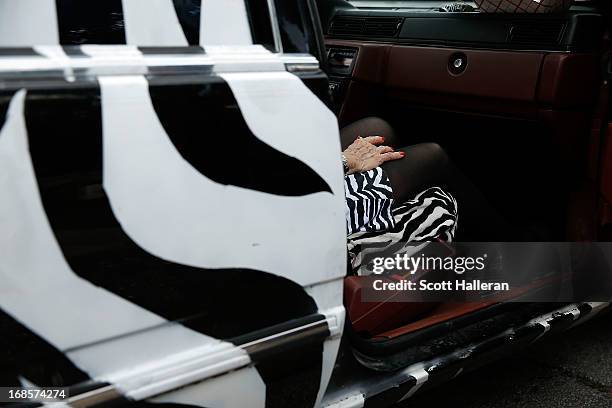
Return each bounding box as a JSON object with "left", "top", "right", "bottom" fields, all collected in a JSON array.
[{"left": 0, "top": 1, "right": 346, "bottom": 407}]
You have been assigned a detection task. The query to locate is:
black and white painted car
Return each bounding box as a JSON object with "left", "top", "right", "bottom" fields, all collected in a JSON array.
[{"left": 0, "top": 1, "right": 609, "bottom": 408}]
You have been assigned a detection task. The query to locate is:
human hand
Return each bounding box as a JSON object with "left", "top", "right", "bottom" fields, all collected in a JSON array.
[{"left": 343, "top": 136, "right": 405, "bottom": 175}]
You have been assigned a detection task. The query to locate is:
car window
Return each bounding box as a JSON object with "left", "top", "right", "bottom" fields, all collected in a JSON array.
[{"left": 0, "top": 0, "right": 277, "bottom": 49}]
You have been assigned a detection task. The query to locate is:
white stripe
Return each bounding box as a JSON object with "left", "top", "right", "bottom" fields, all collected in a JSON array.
[
  {"left": 0, "top": 0, "right": 59, "bottom": 46},
  {"left": 200, "top": 0, "right": 253, "bottom": 46},
  {"left": 32, "top": 46, "right": 75, "bottom": 82},
  {"left": 410, "top": 206, "right": 453, "bottom": 241},
  {"left": 531, "top": 320, "right": 551, "bottom": 343},
  {"left": 79, "top": 45, "right": 149, "bottom": 77},
  {"left": 81, "top": 45, "right": 144, "bottom": 59},
  {"left": 398, "top": 367, "right": 429, "bottom": 402},
  {"left": 121, "top": 0, "right": 189, "bottom": 46}
]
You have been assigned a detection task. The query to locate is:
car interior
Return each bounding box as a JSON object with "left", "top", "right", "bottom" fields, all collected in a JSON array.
[
  {"left": 310, "top": 0, "right": 612, "bottom": 370},
  {"left": 1, "top": 2, "right": 610, "bottom": 401}
]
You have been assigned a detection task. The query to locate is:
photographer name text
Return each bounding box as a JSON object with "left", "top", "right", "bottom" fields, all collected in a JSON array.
[{"left": 372, "top": 279, "right": 510, "bottom": 292}]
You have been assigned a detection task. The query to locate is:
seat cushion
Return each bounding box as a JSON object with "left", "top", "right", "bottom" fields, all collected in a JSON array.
[{"left": 344, "top": 275, "right": 438, "bottom": 336}]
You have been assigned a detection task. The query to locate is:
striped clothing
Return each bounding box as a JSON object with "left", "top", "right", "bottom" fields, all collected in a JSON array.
[
  {"left": 345, "top": 168, "right": 458, "bottom": 275},
  {"left": 345, "top": 167, "right": 395, "bottom": 235}
]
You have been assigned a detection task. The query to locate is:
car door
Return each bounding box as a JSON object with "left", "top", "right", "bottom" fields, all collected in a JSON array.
[{"left": 0, "top": 1, "right": 346, "bottom": 407}]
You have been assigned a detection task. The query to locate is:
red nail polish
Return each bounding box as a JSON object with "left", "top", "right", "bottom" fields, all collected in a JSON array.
[
  {"left": 400, "top": 152, "right": 406, "bottom": 157},
  {"left": 380, "top": 136, "right": 385, "bottom": 142}
]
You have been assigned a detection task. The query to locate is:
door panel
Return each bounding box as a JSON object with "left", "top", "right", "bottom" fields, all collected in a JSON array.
[
  {"left": 538, "top": 53, "right": 600, "bottom": 108},
  {"left": 384, "top": 46, "right": 543, "bottom": 102}
]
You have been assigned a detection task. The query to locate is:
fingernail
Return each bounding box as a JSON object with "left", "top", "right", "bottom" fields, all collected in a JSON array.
[
  {"left": 380, "top": 136, "right": 385, "bottom": 142},
  {"left": 400, "top": 152, "right": 406, "bottom": 157}
]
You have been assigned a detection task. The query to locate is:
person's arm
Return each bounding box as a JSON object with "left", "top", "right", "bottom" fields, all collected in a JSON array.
[{"left": 342, "top": 136, "right": 404, "bottom": 175}]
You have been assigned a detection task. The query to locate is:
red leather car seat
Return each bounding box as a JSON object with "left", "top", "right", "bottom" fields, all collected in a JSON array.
[{"left": 344, "top": 275, "right": 437, "bottom": 336}]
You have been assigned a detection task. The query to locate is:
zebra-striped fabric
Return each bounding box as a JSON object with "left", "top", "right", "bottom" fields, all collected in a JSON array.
[
  {"left": 345, "top": 167, "right": 395, "bottom": 235},
  {"left": 345, "top": 173, "right": 458, "bottom": 275}
]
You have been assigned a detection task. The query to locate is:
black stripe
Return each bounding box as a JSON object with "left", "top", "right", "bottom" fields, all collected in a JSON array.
[
  {"left": 56, "top": 0, "right": 126, "bottom": 45},
  {"left": 171, "top": 0, "right": 202, "bottom": 46},
  {"left": 231, "top": 314, "right": 329, "bottom": 362},
  {"left": 0, "top": 308, "right": 90, "bottom": 389},
  {"left": 147, "top": 66, "right": 214, "bottom": 78},
  {"left": 255, "top": 342, "right": 324, "bottom": 408},
  {"left": 0, "top": 48, "right": 42, "bottom": 57},
  {"left": 147, "top": 76, "right": 332, "bottom": 196},
  {"left": 363, "top": 377, "right": 417, "bottom": 408},
  {"left": 138, "top": 46, "right": 205, "bottom": 55},
  {"left": 62, "top": 46, "right": 88, "bottom": 57},
  {"left": 0, "top": 92, "right": 15, "bottom": 130},
  {"left": 244, "top": 0, "right": 275, "bottom": 51},
  {"left": 55, "top": 0, "right": 201, "bottom": 47}
]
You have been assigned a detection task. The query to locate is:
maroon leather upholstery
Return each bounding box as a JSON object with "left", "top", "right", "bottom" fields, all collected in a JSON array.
[{"left": 344, "top": 275, "right": 437, "bottom": 336}]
